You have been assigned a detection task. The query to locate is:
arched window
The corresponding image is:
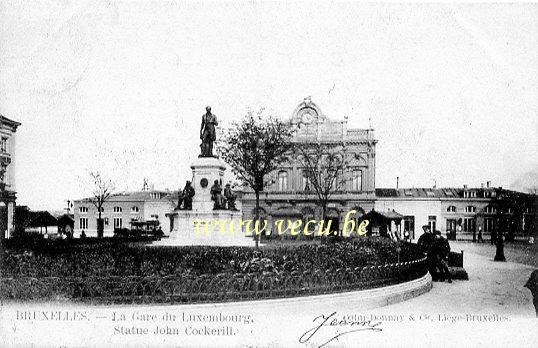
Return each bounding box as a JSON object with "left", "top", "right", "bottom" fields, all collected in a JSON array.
[
  {"left": 113, "top": 206, "right": 122, "bottom": 213},
  {"left": 465, "top": 206, "right": 476, "bottom": 213},
  {"left": 277, "top": 171, "right": 288, "bottom": 191},
  {"left": 301, "top": 169, "right": 312, "bottom": 191},
  {"left": 131, "top": 206, "right": 140, "bottom": 213},
  {"left": 446, "top": 206, "right": 457, "bottom": 213}
]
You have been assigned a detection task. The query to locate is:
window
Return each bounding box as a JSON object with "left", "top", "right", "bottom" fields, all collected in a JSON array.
[
  {"left": 484, "top": 218, "right": 495, "bottom": 232},
  {"left": 446, "top": 206, "right": 457, "bottom": 213},
  {"left": 131, "top": 206, "right": 140, "bottom": 213},
  {"left": 403, "top": 216, "right": 415, "bottom": 239},
  {"left": 351, "top": 169, "right": 362, "bottom": 191},
  {"left": 113, "top": 217, "right": 122, "bottom": 229},
  {"left": 428, "top": 216, "right": 437, "bottom": 232},
  {"left": 104, "top": 217, "right": 109, "bottom": 226},
  {"left": 485, "top": 206, "right": 496, "bottom": 214},
  {"left": 113, "top": 206, "right": 122, "bottom": 213},
  {"left": 277, "top": 171, "right": 288, "bottom": 191},
  {"left": 302, "top": 170, "right": 311, "bottom": 191},
  {"left": 0, "top": 137, "right": 7, "bottom": 153},
  {"left": 464, "top": 191, "right": 477, "bottom": 198},
  {"left": 79, "top": 206, "right": 88, "bottom": 213},
  {"left": 465, "top": 206, "right": 476, "bottom": 213},
  {"left": 463, "top": 218, "right": 476, "bottom": 232},
  {"left": 150, "top": 192, "right": 162, "bottom": 199},
  {"left": 79, "top": 217, "right": 88, "bottom": 230}
]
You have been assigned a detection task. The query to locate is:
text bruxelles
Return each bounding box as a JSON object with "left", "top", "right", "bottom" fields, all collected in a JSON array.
[{"left": 193, "top": 210, "right": 369, "bottom": 237}]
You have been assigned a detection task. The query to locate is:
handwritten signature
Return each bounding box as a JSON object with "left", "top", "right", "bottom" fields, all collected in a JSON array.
[{"left": 299, "top": 311, "right": 383, "bottom": 347}]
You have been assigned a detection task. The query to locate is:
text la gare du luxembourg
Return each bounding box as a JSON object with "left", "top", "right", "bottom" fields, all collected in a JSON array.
[{"left": 112, "top": 311, "right": 250, "bottom": 336}]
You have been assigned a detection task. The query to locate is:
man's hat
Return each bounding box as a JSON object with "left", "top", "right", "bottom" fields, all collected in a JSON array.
[{"left": 422, "top": 225, "right": 430, "bottom": 229}]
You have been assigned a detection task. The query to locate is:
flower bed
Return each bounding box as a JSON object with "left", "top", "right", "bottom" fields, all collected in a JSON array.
[{"left": 0, "top": 237, "right": 427, "bottom": 304}]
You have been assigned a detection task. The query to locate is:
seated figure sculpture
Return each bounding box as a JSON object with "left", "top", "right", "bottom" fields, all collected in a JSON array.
[
  {"left": 178, "top": 181, "right": 195, "bottom": 210},
  {"left": 224, "top": 183, "right": 238, "bottom": 211},
  {"left": 210, "top": 180, "right": 227, "bottom": 210}
]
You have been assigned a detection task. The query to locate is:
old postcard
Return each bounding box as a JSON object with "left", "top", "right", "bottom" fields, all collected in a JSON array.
[{"left": 0, "top": 1, "right": 536, "bottom": 347}]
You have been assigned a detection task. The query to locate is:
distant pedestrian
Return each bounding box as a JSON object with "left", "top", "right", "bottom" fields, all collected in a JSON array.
[
  {"left": 524, "top": 270, "right": 538, "bottom": 317},
  {"left": 477, "top": 226, "right": 484, "bottom": 243}
]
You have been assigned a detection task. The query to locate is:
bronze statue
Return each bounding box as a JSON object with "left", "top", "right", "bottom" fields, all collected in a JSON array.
[
  {"left": 178, "top": 181, "right": 195, "bottom": 210},
  {"left": 224, "top": 183, "right": 238, "bottom": 211},
  {"left": 200, "top": 106, "right": 218, "bottom": 157},
  {"left": 210, "top": 180, "right": 226, "bottom": 210}
]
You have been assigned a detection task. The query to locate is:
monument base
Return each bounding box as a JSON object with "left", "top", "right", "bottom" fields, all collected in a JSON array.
[
  {"left": 154, "top": 210, "right": 255, "bottom": 247},
  {"left": 152, "top": 153, "right": 254, "bottom": 247}
]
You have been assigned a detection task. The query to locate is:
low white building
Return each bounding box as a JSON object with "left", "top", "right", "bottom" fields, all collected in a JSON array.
[{"left": 73, "top": 190, "right": 177, "bottom": 237}]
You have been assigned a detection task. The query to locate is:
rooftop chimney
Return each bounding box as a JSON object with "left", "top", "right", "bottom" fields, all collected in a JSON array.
[
  {"left": 396, "top": 176, "right": 399, "bottom": 189},
  {"left": 487, "top": 181, "right": 491, "bottom": 188},
  {"left": 464, "top": 184, "right": 468, "bottom": 189},
  {"left": 481, "top": 183, "right": 484, "bottom": 189}
]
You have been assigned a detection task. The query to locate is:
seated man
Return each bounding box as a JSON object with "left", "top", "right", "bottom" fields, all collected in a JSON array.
[
  {"left": 210, "top": 180, "right": 226, "bottom": 210},
  {"left": 432, "top": 230, "right": 452, "bottom": 283},
  {"left": 417, "top": 225, "right": 437, "bottom": 279},
  {"left": 224, "top": 183, "right": 238, "bottom": 211},
  {"left": 178, "top": 181, "right": 195, "bottom": 210}
]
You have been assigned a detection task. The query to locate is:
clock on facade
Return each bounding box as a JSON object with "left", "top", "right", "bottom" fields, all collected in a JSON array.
[{"left": 302, "top": 112, "right": 314, "bottom": 124}]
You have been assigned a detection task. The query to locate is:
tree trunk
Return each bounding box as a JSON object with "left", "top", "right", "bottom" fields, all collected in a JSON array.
[
  {"left": 97, "top": 209, "right": 104, "bottom": 238},
  {"left": 254, "top": 190, "right": 260, "bottom": 249},
  {"left": 321, "top": 203, "right": 328, "bottom": 244}
]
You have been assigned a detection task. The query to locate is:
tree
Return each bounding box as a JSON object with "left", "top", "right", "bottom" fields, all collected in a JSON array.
[
  {"left": 294, "top": 142, "right": 348, "bottom": 238},
  {"left": 218, "top": 109, "right": 294, "bottom": 248},
  {"left": 87, "top": 171, "right": 115, "bottom": 238}
]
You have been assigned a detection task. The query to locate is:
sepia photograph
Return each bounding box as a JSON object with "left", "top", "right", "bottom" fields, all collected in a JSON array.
[{"left": 0, "top": 1, "right": 537, "bottom": 347}]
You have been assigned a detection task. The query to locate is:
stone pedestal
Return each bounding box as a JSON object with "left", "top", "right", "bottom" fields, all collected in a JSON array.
[
  {"left": 155, "top": 156, "right": 254, "bottom": 247},
  {"left": 191, "top": 157, "right": 226, "bottom": 213}
]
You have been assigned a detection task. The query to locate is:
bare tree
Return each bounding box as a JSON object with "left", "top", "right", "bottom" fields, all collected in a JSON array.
[
  {"left": 87, "top": 171, "right": 115, "bottom": 238},
  {"left": 294, "top": 142, "right": 348, "bottom": 235},
  {"left": 218, "top": 108, "right": 294, "bottom": 248}
]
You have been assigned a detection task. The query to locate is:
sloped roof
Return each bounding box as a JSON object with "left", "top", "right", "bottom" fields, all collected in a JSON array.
[
  {"left": 78, "top": 190, "right": 178, "bottom": 203},
  {"left": 363, "top": 209, "right": 404, "bottom": 221},
  {"left": 27, "top": 211, "right": 58, "bottom": 227},
  {"left": 376, "top": 188, "right": 464, "bottom": 198},
  {"left": 0, "top": 114, "right": 21, "bottom": 127}
]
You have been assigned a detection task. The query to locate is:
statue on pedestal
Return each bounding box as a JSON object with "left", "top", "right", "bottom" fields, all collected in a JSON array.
[
  {"left": 200, "top": 106, "right": 218, "bottom": 157},
  {"left": 224, "top": 183, "right": 238, "bottom": 211},
  {"left": 178, "top": 181, "right": 195, "bottom": 210},
  {"left": 210, "top": 180, "right": 227, "bottom": 210}
]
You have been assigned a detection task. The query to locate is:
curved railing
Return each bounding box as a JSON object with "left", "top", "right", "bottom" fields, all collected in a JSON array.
[{"left": 0, "top": 257, "right": 427, "bottom": 304}]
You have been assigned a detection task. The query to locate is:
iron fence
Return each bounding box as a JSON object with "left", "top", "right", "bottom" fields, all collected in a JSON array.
[{"left": 0, "top": 257, "right": 427, "bottom": 304}]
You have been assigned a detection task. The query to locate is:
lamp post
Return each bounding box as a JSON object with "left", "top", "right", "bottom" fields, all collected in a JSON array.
[{"left": 494, "top": 211, "right": 506, "bottom": 262}]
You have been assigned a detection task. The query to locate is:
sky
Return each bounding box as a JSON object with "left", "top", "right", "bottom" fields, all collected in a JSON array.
[{"left": 0, "top": 1, "right": 537, "bottom": 211}]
